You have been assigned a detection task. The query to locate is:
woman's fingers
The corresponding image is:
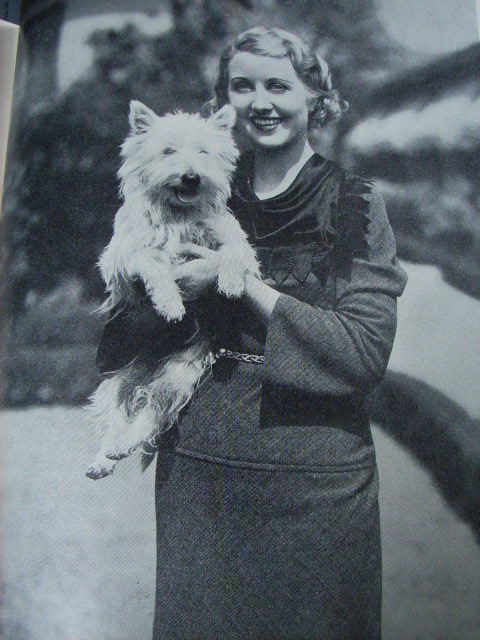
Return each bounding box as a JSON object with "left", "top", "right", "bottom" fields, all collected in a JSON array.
[
  {"left": 174, "top": 247, "right": 219, "bottom": 300},
  {"left": 179, "top": 242, "right": 216, "bottom": 258},
  {"left": 174, "top": 257, "right": 218, "bottom": 301},
  {"left": 174, "top": 259, "right": 202, "bottom": 278},
  {"left": 174, "top": 257, "right": 217, "bottom": 281}
]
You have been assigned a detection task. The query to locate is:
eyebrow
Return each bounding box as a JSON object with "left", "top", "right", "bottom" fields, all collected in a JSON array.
[
  {"left": 229, "top": 76, "right": 294, "bottom": 85},
  {"left": 269, "top": 77, "right": 294, "bottom": 85}
]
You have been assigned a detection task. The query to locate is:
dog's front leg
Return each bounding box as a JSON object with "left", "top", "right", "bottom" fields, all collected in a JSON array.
[
  {"left": 211, "top": 215, "right": 260, "bottom": 297},
  {"left": 125, "top": 252, "right": 186, "bottom": 321}
]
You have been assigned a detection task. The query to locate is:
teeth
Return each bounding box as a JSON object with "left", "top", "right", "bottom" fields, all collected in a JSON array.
[{"left": 252, "top": 117, "right": 282, "bottom": 126}]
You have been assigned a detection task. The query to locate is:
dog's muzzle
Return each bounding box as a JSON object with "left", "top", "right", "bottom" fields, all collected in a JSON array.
[
  {"left": 175, "top": 172, "right": 201, "bottom": 204},
  {"left": 181, "top": 172, "right": 200, "bottom": 189}
]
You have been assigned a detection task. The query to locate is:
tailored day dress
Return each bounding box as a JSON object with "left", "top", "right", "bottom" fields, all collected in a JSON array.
[{"left": 96, "top": 153, "right": 407, "bottom": 640}]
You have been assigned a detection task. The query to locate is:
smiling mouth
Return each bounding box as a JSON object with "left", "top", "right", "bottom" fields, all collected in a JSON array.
[{"left": 251, "top": 117, "right": 283, "bottom": 132}]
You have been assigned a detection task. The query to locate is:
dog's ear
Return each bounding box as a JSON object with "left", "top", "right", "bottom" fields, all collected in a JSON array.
[
  {"left": 129, "top": 100, "right": 156, "bottom": 134},
  {"left": 211, "top": 104, "right": 236, "bottom": 131}
]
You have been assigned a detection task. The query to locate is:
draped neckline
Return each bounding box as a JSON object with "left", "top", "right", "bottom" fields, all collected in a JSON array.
[
  {"left": 231, "top": 151, "right": 342, "bottom": 247},
  {"left": 249, "top": 151, "right": 318, "bottom": 203}
]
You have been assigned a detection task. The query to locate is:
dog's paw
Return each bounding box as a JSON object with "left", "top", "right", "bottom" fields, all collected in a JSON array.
[
  {"left": 86, "top": 457, "right": 116, "bottom": 480},
  {"left": 217, "top": 271, "right": 245, "bottom": 298},
  {"left": 153, "top": 296, "right": 186, "bottom": 322}
]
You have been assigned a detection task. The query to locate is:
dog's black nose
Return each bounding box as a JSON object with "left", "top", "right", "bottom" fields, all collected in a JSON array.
[{"left": 181, "top": 172, "right": 200, "bottom": 188}]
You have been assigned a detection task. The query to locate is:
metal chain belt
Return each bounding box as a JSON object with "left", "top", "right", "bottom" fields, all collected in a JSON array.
[{"left": 207, "top": 348, "right": 265, "bottom": 366}]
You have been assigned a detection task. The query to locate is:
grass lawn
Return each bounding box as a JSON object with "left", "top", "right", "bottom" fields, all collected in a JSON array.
[{"left": 1, "top": 407, "right": 480, "bottom": 640}]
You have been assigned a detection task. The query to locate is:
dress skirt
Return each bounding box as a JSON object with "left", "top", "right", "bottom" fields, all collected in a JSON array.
[{"left": 153, "top": 432, "right": 381, "bottom": 640}]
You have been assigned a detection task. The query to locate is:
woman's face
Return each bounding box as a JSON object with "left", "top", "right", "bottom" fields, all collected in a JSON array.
[{"left": 227, "top": 51, "right": 312, "bottom": 150}]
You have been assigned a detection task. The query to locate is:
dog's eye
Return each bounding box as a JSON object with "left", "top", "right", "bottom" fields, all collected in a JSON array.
[
  {"left": 162, "top": 147, "right": 176, "bottom": 155},
  {"left": 199, "top": 149, "right": 209, "bottom": 155}
]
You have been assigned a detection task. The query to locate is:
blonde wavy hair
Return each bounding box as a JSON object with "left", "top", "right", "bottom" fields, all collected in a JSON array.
[{"left": 210, "top": 26, "right": 348, "bottom": 128}]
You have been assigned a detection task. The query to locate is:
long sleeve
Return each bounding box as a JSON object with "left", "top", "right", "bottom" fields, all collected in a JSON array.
[{"left": 262, "top": 187, "right": 407, "bottom": 400}]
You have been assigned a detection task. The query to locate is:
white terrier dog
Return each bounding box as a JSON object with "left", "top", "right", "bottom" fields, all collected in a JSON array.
[{"left": 86, "top": 100, "right": 259, "bottom": 479}]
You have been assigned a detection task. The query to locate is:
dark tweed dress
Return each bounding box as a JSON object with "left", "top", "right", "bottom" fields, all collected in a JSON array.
[{"left": 98, "top": 154, "right": 407, "bottom": 640}]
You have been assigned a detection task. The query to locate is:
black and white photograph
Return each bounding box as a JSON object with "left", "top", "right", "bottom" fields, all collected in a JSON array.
[{"left": 1, "top": 1, "right": 480, "bottom": 638}]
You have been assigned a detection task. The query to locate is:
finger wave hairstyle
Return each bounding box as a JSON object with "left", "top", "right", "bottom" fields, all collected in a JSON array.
[{"left": 212, "top": 27, "right": 349, "bottom": 128}]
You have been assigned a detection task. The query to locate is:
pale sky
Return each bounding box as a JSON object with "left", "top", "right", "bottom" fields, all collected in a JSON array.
[
  {"left": 58, "top": 11, "right": 172, "bottom": 90},
  {"left": 348, "top": 89, "right": 480, "bottom": 153},
  {"left": 377, "top": 0, "right": 479, "bottom": 55}
]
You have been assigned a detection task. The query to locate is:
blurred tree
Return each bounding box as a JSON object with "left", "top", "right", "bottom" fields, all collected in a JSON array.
[{"left": 346, "top": 43, "right": 480, "bottom": 298}]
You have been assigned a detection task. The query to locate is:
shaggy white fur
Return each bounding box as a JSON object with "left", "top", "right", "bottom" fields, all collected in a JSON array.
[{"left": 86, "top": 101, "right": 259, "bottom": 480}]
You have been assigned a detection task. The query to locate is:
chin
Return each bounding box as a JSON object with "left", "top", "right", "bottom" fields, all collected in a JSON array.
[
  {"left": 161, "top": 195, "right": 203, "bottom": 222},
  {"left": 242, "top": 125, "right": 291, "bottom": 150},
  {"left": 252, "top": 134, "right": 293, "bottom": 150}
]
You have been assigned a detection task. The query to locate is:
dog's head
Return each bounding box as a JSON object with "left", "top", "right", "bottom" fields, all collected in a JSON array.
[{"left": 119, "top": 101, "right": 239, "bottom": 224}]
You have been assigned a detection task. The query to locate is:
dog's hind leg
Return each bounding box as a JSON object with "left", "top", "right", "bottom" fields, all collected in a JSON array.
[
  {"left": 107, "top": 402, "right": 159, "bottom": 459},
  {"left": 85, "top": 374, "right": 131, "bottom": 479},
  {"left": 86, "top": 453, "right": 118, "bottom": 480},
  {"left": 107, "top": 342, "right": 211, "bottom": 458},
  {"left": 151, "top": 342, "right": 211, "bottom": 425}
]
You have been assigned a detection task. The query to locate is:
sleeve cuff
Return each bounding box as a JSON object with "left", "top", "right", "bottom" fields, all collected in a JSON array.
[{"left": 263, "top": 293, "right": 302, "bottom": 385}]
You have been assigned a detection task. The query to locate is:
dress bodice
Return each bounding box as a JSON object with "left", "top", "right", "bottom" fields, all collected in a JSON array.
[
  {"left": 229, "top": 153, "right": 372, "bottom": 306},
  {"left": 231, "top": 153, "right": 338, "bottom": 291}
]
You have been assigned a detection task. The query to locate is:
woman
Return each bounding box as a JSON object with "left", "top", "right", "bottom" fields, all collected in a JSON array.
[{"left": 98, "top": 27, "right": 407, "bottom": 640}]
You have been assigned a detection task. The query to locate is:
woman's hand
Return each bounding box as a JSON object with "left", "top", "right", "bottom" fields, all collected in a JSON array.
[
  {"left": 174, "top": 243, "right": 219, "bottom": 300},
  {"left": 175, "top": 243, "right": 280, "bottom": 326}
]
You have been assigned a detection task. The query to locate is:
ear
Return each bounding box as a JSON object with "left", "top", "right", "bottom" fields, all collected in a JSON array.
[
  {"left": 211, "top": 104, "right": 236, "bottom": 131},
  {"left": 128, "top": 100, "right": 157, "bottom": 134},
  {"left": 308, "top": 95, "right": 325, "bottom": 117}
]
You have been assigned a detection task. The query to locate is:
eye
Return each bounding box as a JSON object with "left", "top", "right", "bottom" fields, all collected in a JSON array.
[
  {"left": 230, "top": 79, "right": 252, "bottom": 93},
  {"left": 199, "top": 149, "right": 209, "bottom": 155},
  {"left": 267, "top": 80, "right": 289, "bottom": 92},
  {"left": 162, "top": 147, "right": 176, "bottom": 155}
]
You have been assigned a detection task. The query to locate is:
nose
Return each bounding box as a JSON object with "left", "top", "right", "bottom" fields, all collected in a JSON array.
[
  {"left": 251, "top": 86, "right": 273, "bottom": 113},
  {"left": 181, "top": 172, "right": 200, "bottom": 188}
]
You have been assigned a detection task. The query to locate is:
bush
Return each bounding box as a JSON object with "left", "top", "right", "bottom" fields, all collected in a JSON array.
[{"left": 1, "top": 280, "right": 104, "bottom": 407}]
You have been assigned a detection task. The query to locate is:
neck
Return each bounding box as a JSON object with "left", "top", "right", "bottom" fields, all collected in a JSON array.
[{"left": 253, "top": 136, "right": 315, "bottom": 198}]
